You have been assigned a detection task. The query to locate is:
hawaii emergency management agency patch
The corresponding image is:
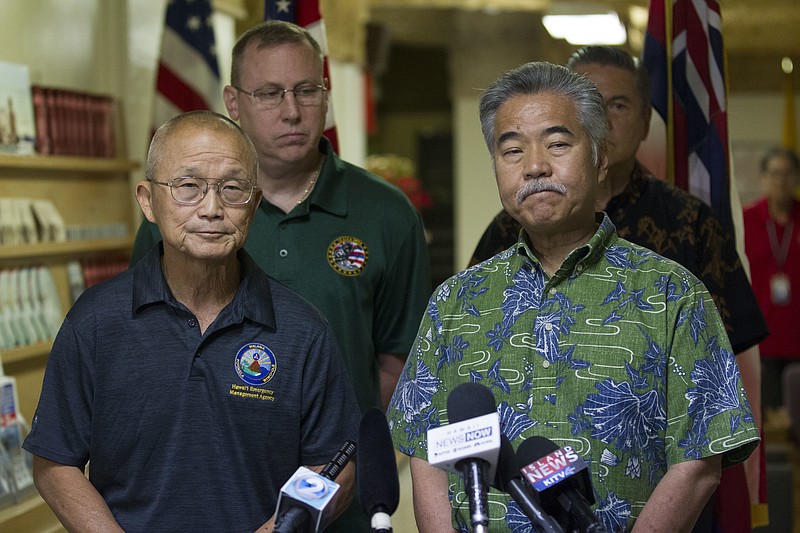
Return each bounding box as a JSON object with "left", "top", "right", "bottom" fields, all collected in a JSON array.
[
  {"left": 327, "top": 236, "right": 368, "bottom": 276},
  {"left": 235, "top": 343, "right": 277, "bottom": 386}
]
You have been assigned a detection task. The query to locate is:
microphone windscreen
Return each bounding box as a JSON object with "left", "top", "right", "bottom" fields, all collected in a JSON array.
[
  {"left": 446, "top": 382, "right": 496, "bottom": 423},
  {"left": 357, "top": 407, "right": 400, "bottom": 515},
  {"left": 493, "top": 434, "right": 518, "bottom": 491},
  {"left": 516, "top": 435, "right": 559, "bottom": 466}
]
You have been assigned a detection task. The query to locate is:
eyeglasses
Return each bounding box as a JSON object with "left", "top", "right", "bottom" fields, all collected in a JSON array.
[
  {"left": 149, "top": 177, "right": 259, "bottom": 206},
  {"left": 232, "top": 83, "right": 327, "bottom": 109}
]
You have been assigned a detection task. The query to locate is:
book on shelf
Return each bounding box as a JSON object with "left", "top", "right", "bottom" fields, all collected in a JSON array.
[
  {"left": 0, "top": 197, "right": 65, "bottom": 245},
  {"left": 67, "top": 254, "right": 129, "bottom": 303},
  {"left": 31, "top": 85, "right": 116, "bottom": 158},
  {"left": 0, "top": 61, "right": 36, "bottom": 156},
  {"left": 0, "top": 266, "right": 61, "bottom": 351}
]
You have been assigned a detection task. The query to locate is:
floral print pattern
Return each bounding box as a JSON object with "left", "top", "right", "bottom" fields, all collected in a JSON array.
[{"left": 387, "top": 215, "right": 759, "bottom": 532}]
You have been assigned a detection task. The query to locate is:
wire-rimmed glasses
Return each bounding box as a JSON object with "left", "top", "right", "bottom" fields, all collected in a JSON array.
[
  {"left": 149, "top": 176, "right": 259, "bottom": 206},
  {"left": 232, "top": 83, "right": 327, "bottom": 109}
]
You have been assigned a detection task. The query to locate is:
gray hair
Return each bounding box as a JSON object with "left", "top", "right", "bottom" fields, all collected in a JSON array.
[
  {"left": 231, "top": 20, "right": 324, "bottom": 87},
  {"left": 146, "top": 110, "right": 258, "bottom": 183},
  {"left": 479, "top": 61, "right": 608, "bottom": 165}
]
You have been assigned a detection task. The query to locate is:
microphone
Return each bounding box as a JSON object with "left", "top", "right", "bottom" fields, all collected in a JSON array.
[
  {"left": 274, "top": 440, "right": 356, "bottom": 533},
  {"left": 357, "top": 408, "right": 400, "bottom": 532},
  {"left": 492, "top": 435, "right": 564, "bottom": 533},
  {"left": 518, "top": 436, "right": 607, "bottom": 533},
  {"left": 427, "top": 382, "right": 501, "bottom": 533}
]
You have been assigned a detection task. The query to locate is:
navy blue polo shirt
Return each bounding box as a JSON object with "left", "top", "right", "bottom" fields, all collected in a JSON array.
[{"left": 24, "top": 245, "right": 360, "bottom": 532}]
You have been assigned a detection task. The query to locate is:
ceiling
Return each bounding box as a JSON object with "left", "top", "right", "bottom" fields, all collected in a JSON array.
[{"left": 365, "top": 0, "right": 800, "bottom": 91}]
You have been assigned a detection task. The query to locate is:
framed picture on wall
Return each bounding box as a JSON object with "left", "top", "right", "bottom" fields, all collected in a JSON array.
[{"left": 0, "top": 61, "right": 36, "bottom": 156}]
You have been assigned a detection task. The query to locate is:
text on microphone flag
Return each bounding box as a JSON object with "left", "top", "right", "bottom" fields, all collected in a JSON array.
[{"left": 520, "top": 445, "right": 588, "bottom": 492}]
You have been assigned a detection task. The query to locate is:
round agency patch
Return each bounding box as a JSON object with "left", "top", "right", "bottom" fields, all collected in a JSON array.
[
  {"left": 327, "top": 236, "right": 368, "bottom": 276},
  {"left": 235, "top": 343, "right": 277, "bottom": 386}
]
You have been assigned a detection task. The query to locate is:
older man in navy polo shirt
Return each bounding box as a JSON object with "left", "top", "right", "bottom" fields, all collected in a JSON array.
[{"left": 24, "top": 111, "right": 360, "bottom": 532}]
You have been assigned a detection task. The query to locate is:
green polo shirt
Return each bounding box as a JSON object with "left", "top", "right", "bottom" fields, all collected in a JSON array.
[
  {"left": 387, "top": 214, "right": 759, "bottom": 532},
  {"left": 131, "top": 138, "right": 432, "bottom": 415}
]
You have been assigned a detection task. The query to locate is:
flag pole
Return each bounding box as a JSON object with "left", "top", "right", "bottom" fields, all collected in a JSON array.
[
  {"left": 665, "top": 0, "right": 675, "bottom": 186},
  {"left": 782, "top": 57, "right": 796, "bottom": 152}
]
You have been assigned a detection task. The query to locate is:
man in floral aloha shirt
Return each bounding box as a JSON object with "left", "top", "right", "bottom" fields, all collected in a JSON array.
[{"left": 386, "top": 61, "right": 759, "bottom": 533}]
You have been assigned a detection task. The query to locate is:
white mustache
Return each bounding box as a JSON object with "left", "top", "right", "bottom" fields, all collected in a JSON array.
[{"left": 516, "top": 180, "right": 567, "bottom": 203}]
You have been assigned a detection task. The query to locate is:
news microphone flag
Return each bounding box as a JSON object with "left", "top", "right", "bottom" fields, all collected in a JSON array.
[
  {"left": 264, "top": 0, "right": 339, "bottom": 152},
  {"left": 518, "top": 437, "right": 605, "bottom": 533},
  {"left": 153, "top": 0, "right": 223, "bottom": 130},
  {"left": 274, "top": 440, "right": 356, "bottom": 533},
  {"left": 520, "top": 444, "right": 590, "bottom": 494},
  {"left": 275, "top": 466, "right": 341, "bottom": 532},
  {"left": 427, "top": 412, "right": 501, "bottom": 483},
  {"left": 642, "top": 0, "right": 734, "bottom": 237}
]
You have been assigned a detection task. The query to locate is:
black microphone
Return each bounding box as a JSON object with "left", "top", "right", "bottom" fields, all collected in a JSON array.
[
  {"left": 492, "top": 434, "right": 564, "bottom": 533},
  {"left": 426, "top": 382, "right": 500, "bottom": 533},
  {"left": 357, "top": 408, "right": 400, "bottom": 532},
  {"left": 274, "top": 440, "right": 357, "bottom": 533},
  {"left": 518, "top": 436, "right": 608, "bottom": 533}
]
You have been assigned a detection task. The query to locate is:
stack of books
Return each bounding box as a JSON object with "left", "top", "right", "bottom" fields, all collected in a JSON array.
[
  {"left": 0, "top": 198, "right": 66, "bottom": 245},
  {"left": 0, "top": 266, "right": 62, "bottom": 351},
  {"left": 31, "top": 86, "right": 116, "bottom": 157}
]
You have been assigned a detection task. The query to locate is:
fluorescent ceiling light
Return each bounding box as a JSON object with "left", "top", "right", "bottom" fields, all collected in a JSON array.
[{"left": 542, "top": 12, "right": 627, "bottom": 45}]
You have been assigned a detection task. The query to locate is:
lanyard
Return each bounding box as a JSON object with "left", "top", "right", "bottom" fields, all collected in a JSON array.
[{"left": 766, "top": 217, "right": 794, "bottom": 271}]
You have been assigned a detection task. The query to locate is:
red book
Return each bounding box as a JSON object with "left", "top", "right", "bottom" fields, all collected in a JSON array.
[{"left": 31, "top": 86, "right": 51, "bottom": 155}]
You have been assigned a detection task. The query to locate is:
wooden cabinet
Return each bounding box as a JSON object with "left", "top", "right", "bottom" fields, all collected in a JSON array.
[{"left": 0, "top": 153, "right": 139, "bottom": 532}]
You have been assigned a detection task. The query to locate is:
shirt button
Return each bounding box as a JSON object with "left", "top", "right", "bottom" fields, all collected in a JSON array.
[
  {"left": 187, "top": 318, "right": 196, "bottom": 327},
  {"left": 545, "top": 323, "right": 553, "bottom": 331},
  {"left": 548, "top": 288, "right": 556, "bottom": 295},
  {"left": 542, "top": 360, "right": 551, "bottom": 369},
  {"left": 576, "top": 264, "right": 584, "bottom": 272},
  {"left": 279, "top": 249, "right": 288, "bottom": 257}
]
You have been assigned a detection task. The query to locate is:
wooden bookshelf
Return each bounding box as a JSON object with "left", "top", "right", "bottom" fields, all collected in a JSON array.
[
  {"left": 0, "top": 151, "right": 139, "bottom": 533},
  {"left": 0, "top": 154, "right": 139, "bottom": 173}
]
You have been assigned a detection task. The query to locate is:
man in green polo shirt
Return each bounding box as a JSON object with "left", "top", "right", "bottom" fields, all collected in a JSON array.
[{"left": 387, "top": 61, "right": 759, "bottom": 532}]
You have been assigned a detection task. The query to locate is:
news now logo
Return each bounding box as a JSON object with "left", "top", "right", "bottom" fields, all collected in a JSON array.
[
  {"left": 431, "top": 424, "right": 493, "bottom": 451},
  {"left": 466, "top": 426, "right": 492, "bottom": 441}
]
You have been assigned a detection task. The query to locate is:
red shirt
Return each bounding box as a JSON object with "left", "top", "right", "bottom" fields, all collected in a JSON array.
[{"left": 743, "top": 197, "right": 800, "bottom": 358}]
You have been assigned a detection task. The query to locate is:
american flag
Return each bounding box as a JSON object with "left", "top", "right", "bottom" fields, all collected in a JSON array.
[
  {"left": 153, "top": 0, "right": 223, "bottom": 130},
  {"left": 643, "top": 0, "right": 734, "bottom": 237},
  {"left": 265, "top": 0, "right": 339, "bottom": 151}
]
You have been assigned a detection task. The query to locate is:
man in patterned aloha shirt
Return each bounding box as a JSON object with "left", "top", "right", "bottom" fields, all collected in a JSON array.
[{"left": 386, "top": 61, "right": 759, "bottom": 532}]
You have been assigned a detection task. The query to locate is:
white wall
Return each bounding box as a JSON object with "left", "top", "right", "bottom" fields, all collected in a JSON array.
[{"left": 453, "top": 96, "right": 500, "bottom": 269}]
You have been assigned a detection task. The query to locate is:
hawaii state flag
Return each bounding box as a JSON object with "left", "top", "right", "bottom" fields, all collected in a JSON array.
[
  {"left": 643, "top": 3, "right": 767, "bottom": 530},
  {"left": 265, "top": 0, "right": 339, "bottom": 152},
  {"left": 153, "top": 0, "right": 223, "bottom": 130},
  {"left": 643, "top": 0, "right": 734, "bottom": 237}
]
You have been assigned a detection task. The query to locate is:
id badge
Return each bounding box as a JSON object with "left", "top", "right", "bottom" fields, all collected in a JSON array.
[{"left": 770, "top": 272, "right": 791, "bottom": 305}]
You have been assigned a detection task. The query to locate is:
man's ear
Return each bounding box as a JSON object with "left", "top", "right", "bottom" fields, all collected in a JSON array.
[
  {"left": 641, "top": 106, "right": 652, "bottom": 142},
  {"left": 135, "top": 181, "right": 158, "bottom": 224},
  {"left": 223, "top": 85, "right": 239, "bottom": 121},
  {"left": 597, "top": 151, "right": 609, "bottom": 184}
]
